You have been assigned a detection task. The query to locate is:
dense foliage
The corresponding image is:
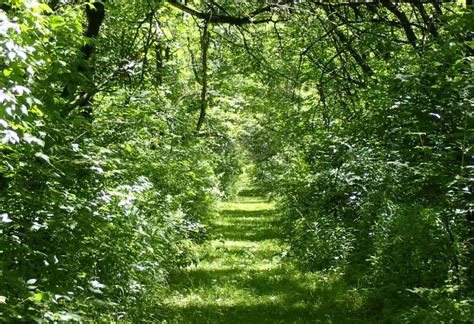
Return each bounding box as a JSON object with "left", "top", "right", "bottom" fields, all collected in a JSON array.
[
  {"left": 0, "top": 0, "right": 240, "bottom": 321},
  {"left": 244, "top": 2, "right": 473, "bottom": 322},
  {"left": 0, "top": 0, "right": 472, "bottom": 322}
]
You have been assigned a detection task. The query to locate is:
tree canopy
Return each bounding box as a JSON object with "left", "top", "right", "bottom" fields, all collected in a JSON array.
[{"left": 0, "top": 0, "right": 473, "bottom": 322}]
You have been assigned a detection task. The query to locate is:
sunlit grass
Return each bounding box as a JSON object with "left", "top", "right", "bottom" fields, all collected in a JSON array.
[
  {"left": 160, "top": 191, "right": 369, "bottom": 323},
  {"left": 219, "top": 201, "right": 274, "bottom": 211}
]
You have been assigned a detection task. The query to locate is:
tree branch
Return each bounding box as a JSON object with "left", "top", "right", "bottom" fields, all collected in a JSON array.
[
  {"left": 167, "top": 0, "right": 277, "bottom": 25},
  {"left": 61, "top": 1, "right": 106, "bottom": 106},
  {"left": 324, "top": 7, "right": 374, "bottom": 75},
  {"left": 196, "top": 21, "right": 210, "bottom": 132},
  {"left": 381, "top": 1, "right": 418, "bottom": 49}
]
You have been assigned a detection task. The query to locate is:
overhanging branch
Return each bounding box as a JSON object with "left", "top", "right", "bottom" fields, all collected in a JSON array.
[
  {"left": 167, "top": 0, "right": 278, "bottom": 25},
  {"left": 381, "top": 0, "right": 418, "bottom": 48}
]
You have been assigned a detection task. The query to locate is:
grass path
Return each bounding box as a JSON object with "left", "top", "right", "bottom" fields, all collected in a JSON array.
[{"left": 160, "top": 193, "right": 365, "bottom": 323}]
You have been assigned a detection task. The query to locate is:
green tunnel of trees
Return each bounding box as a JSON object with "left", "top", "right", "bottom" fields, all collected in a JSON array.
[{"left": 0, "top": 0, "right": 473, "bottom": 322}]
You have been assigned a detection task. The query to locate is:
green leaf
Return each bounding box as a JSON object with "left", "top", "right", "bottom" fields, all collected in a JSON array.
[
  {"left": 35, "top": 152, "right": 50, "bottom": 163},
  {"left": 125, "top": 143, "right": 133, "bottom": 153},
  {"left": 33, "top": 293, "right": 43, "bottom": 301},
  {"left": 3, "top": 69, "right": 12, "bottom": 77}
]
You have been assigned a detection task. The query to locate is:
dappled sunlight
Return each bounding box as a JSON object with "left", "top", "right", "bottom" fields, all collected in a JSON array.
[
  {"left": 161, "top": 191, "right": 368, "bottom": 323},
  {"left": 219, "top": 201, "right": 275, "bottom": 212},
  {"left": 3, "top": 2, "right": 470, "bottom": 321}
]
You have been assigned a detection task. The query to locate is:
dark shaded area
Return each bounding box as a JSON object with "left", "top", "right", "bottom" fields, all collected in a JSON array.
[
  {"left": 238, "top": 188, "right": 266, "bottom": 197},
  {"left": 215, "top": 209, "right": 280, "bottom": 241},
  {"left": 0, "top": 4, "right": 11, "bottom": 11},
  {"left": 219, "top": 209, "right": 275, "bottom": 218},
  {"left": 213, "top": 223, "right": 280, "bottom": 242},
  {"left": 61, "top": 1, "right": 106, "bottom": 113}
]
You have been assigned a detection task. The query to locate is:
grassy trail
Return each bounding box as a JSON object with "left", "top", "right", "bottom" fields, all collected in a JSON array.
[{"left": 160, "top": 193, "right": 364, "bottom": 323}]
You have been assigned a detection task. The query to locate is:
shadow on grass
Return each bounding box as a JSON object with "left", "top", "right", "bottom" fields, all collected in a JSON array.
[
  {"left": 213, "top": 223, "right": 280, "bottom": 241},
  {"left": 213, "top": 209, "right": 280, "bottom": 241},
  {"left": 161, "top": 195, "right": 371, "bottom": 323},
  {"left": 219, "top": 209, "right": 276, "bottom": 218},
  {"left": 163, "top": 266, "right": 367, "bottom": 323},
  {"left": 159, "top": 291, "right": 367, "bottom": 324},
  {"left": 157, "top": 304, "right": 359, "bottom": 324},
  {"left": 238, "top": 188, "right": 264, "bottom": 197}
]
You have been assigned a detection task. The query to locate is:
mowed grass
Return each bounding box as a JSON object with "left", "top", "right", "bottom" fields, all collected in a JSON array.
[{"left": 159, "top": 194, "right": 368, "bottom": 323}]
